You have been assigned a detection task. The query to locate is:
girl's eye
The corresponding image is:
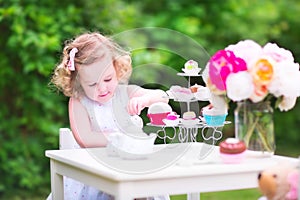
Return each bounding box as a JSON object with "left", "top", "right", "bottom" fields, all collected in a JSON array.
[
  {"left": 104, "top": 78, "right": 112, "bottom": 82},
  {"left": 88, "top": 83, "right": 96, "bottom": 87}
]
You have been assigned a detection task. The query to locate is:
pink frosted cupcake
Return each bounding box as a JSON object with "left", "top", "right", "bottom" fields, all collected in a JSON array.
[
  {"left": 219, "top": 138, "right": 246, "bottom": 164},
  {"left": 162, "top": 112, "right": 180, "bottom": 126}
]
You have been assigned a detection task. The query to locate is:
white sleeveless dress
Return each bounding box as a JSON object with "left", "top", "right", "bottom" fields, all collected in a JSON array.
[
  {"left": 47, "top": 94, "right": 119, "bottom": 200},
  {"left": 61, "top": 97, "right": 118, "bottom": 200},
  {"left": 47, "top": 85, "right": 169, "bottom": 200}
]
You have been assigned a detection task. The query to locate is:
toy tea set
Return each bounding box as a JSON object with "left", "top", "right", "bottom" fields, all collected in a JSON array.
[
  {"left": 107, "top": 60, "right": 230, "bottom": 160},
  {"left": 148, "top": 60, "right": 227, "bottom": 127}
]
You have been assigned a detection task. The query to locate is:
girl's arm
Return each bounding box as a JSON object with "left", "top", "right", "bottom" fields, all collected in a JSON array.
[
  {"left": 68, "top": 97, "right": 108, "bottom": 148},
  {"left": 127, "top": 85, "right": 169, "bottom": 115}
]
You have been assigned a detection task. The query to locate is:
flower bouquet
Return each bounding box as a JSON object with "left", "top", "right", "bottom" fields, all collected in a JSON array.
[{"left": 203, "top": 40, "right": 300, "bottom": 154}]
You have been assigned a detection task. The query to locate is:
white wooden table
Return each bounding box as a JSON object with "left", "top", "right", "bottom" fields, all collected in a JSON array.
[{"left": 45, "top": 143, "right": 298, "bottom": 200}]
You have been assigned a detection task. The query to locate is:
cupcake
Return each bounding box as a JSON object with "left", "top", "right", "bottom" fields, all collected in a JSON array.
[
  {"left": 183, "top": 111, "right": 196, "bottom": 120},
  {"left": 181, "top": 111, "right": 199, "bottom": 126},
  {"left": 162, "top": 112, "right": 180, "bottom": 126},
  {"left": 182, "top": 60, "right": 201, "bottom": 75},
  {"left": 147, "top": 102, "right": 172, "bottom": 125},
  {"left": 166, "top": 112, "right": 180, "bottom": 120},
  {"left": 202, "top": 105, "right": 227, "bottom": 127},
  {"left": 219, "top": 138, "right": 246, "bottom": 164}
]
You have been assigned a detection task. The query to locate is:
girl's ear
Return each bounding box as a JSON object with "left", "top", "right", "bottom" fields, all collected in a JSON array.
[
  {"left": 114, "top": 55, "right": 132, "bottom": 67},
  {"left": 122, "top": 55, "right": 132, "bottom": 65},
  {"left": 114, "top": 55, "right": 132, "bottom": 83}
]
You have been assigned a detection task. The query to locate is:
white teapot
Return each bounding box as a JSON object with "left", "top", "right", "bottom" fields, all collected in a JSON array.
[{"left": 107, "top": 132, "right": 157, "bottom": 159}]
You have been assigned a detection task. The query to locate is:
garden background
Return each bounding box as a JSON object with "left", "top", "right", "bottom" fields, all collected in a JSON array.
[{"left": 1, "top": 0, "right": 300, "bottom": 199}]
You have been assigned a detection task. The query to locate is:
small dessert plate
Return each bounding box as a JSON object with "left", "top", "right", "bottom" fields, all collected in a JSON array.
[
  {"left": 162, "top": 118, "right": 180, "bottom": 126},
  {"left": 173, "top": 92, "right": 194, "bottom": 101},
  {"left": 181, "top": 118, "right": 200, "bottom": 127}
]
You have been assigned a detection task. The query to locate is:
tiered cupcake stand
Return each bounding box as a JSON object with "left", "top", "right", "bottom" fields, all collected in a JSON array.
[{"left": 147, "top": 71, "right": 230, "bottom": 144}]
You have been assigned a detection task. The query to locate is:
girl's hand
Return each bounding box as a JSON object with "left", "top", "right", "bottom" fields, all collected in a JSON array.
[{"left": 127, "top": 96, "right": 148, "bottom": 115}]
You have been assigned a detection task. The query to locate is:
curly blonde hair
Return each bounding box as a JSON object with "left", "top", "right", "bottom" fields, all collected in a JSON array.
[{"left": 51, "top": 32, "right": 132, "bottom": 97}]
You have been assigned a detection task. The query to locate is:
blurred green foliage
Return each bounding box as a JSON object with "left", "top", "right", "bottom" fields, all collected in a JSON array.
[{"left": 0, "top": 0, "right": 300, "bottom": 198}]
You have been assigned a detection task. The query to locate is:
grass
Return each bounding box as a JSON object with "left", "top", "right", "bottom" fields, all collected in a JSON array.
[{"left": 170, "top": 188, "right": 262, "bottom": 200}]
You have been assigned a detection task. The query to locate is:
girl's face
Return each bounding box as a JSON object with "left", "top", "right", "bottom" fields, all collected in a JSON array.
[{"left": 79, "top": 54, "right": 118, "bottom": 104}]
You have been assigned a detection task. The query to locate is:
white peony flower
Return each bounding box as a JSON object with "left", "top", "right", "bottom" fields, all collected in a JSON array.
[
  {"left": 268, "top": 61, "right": 300, "bottom": 97},
  {"left": 263, "top": 43, "right": 295, "bottom": 63},
  {"left": 278, "top": 96, "right": 297, "bottom": 111},
  {"left": 225, "top": 40, "right": 262, "bottom": 68},
  {"left": 226, "top": 71, "right": 254, "bottom": 101}
]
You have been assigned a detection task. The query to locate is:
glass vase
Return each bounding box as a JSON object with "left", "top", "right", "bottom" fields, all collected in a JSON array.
[{"left": 234, "top": 100, "right": 275, "bottom": 157}]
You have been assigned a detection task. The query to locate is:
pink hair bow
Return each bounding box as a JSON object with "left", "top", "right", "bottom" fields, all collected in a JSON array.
[{"left": 67, "top": 48, "right": 78, "bottom": 71}]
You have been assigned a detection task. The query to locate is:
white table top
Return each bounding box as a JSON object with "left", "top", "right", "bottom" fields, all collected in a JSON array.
[{"left": 45, "top": 142, "right": 298, "bottom": 183}]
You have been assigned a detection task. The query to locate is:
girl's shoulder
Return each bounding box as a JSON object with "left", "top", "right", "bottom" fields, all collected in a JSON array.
[
  {"left": 69, "top": 96, "right": 94, "bottom": 112},
  {"left": 69, "top": 97, "right": 81, "bottom": 106},
  {"left": 69, "top": 95, "right": 86, "bottom": 104},
  {"left": 69, "top": 97, "right": 85, "bottom": 112}
]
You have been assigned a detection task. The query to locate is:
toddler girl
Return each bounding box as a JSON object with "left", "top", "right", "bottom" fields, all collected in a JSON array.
[{"left": 49, "top": 32, "right": 169, "bottom": 200}]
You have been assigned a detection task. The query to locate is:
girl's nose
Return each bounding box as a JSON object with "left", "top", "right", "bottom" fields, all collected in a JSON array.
[{"left": 97, "top": 82, "right": 106, "bottom": 92}]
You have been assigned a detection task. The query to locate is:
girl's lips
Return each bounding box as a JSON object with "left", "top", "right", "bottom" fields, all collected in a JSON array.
[{"left": 99, "top": 92, "right": 109, "bottom": 97}]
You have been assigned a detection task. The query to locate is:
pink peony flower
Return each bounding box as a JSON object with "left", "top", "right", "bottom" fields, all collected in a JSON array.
[{"left": 208, "top": 50, "right": 247, "bottom": 92}]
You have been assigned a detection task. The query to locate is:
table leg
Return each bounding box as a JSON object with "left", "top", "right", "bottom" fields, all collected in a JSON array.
[
  {"left": 50, "top": 159, "right": 64, "bottom": 200},
  {"left": 187, "top": 193, "right": 200, "bottom": 200}
]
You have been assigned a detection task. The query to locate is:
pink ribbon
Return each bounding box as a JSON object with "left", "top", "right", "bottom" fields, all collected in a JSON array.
[{"left": 67, "top": 48, "right": 78, "bottom": 71}]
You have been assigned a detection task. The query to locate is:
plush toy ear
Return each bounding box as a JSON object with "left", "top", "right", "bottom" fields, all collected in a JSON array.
[
  {"left": 258, "top": 171, "right": 277, "bottom": 199},
  {"left": 286, "top": 170, "right": 299, "bottom": 200}
]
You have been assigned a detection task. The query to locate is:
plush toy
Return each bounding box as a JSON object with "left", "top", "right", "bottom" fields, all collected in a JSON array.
[{"left": 257, "top": 163, "right": 299, "bottom": 200}]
